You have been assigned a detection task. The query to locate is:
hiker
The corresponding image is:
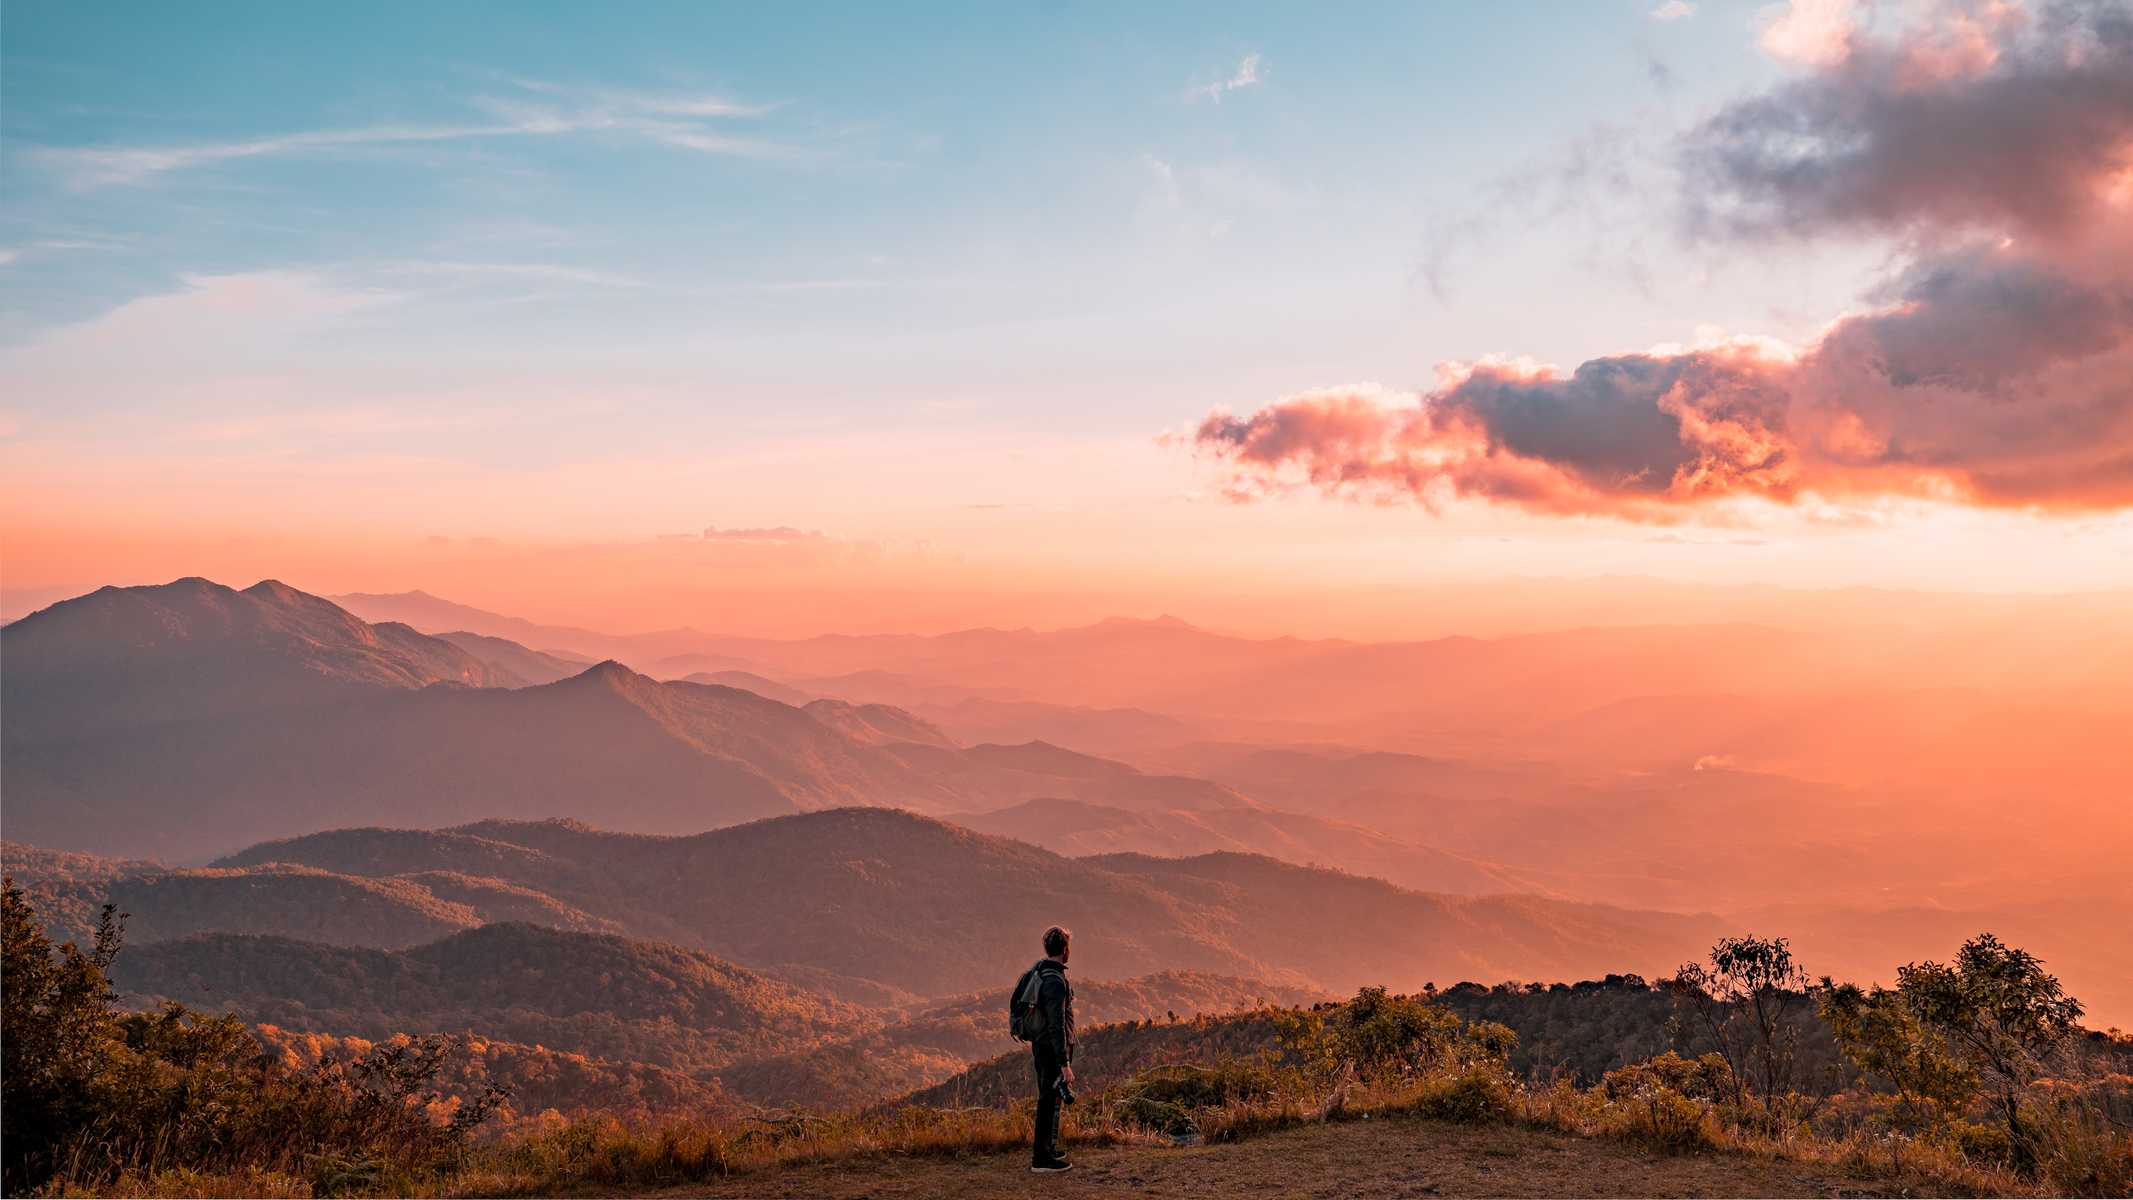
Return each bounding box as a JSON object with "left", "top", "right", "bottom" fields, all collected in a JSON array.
[{"left": 1010, "top": 924, "right": 1077, "bottom": 1173}]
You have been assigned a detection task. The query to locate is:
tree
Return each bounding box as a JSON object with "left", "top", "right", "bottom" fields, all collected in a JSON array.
[
  {"left": 1668, "top": 935, "right": 1811, "bottom": 1117},
  {"left": 1894, "top": 933, "right": 2083, "bottom": 1168},
  {"left": 2, "top": 876, "right": 503, "bottom": 1194},
  {"left": 2, "top": 875, "right": 126, "bottom": 1193},
  {"left": 1818, "top": 979, "right": 1977, "bottom": 1128}
]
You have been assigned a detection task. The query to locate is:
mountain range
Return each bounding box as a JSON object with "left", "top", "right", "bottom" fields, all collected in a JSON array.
[
  {"left": 4, "top": 580, "right": 1540, "bottom": 907},
  {"left": 6, "top": 805, "right": 1725, "bottom": 1003},
  {"left": 5, "top": 575, "right": 2128, "bottom": 1035},
  {"left": 336, "top": 584, "right": 2133, "bottom": 799}
]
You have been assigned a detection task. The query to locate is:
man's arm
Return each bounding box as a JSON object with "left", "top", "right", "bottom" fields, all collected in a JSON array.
[{"left": 1040, "top": 971, "right": 1072, "bottom": 1064}]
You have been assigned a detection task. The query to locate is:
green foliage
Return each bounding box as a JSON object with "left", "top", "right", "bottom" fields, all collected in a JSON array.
[
  {"left": 1279, "top": 987, "right": 1516, "bottom": 1085},
  {"left": 1892, "top": 933, "right": 2082, "bottom": 1170},
  {"left": 1815, "top": 934, "right": 2130, "bottom": 1188},
  {"left": 1436, "top": 974, "right": 1853, "bottom": 1091},
  {"left": 1408, "top": 1061, "right": 1519, "bottom": 1124},
  {"left": 1, "top": 877, "right": 503, "bottom": 1196},
  {"left": 1818, "top": 979, "right": 1979, "bottom": 1127}
]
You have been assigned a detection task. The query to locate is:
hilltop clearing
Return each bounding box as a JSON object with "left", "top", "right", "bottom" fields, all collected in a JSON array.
[{"left": 642, "top": 1116, "right": 1917, "bottom": 1199}]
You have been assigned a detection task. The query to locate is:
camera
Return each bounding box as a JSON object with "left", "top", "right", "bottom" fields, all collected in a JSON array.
[{"left": 1056, "top": 1076, "right": 1077, "bottom": 1106}]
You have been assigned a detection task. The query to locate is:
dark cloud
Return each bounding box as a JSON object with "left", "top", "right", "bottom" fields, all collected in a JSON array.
[
  {"left": 1682, "top": 0, "right": 2133, "bottom": 243},
  {"left": 1190, "top": 0, "right": 2133, "bottom": 518}
]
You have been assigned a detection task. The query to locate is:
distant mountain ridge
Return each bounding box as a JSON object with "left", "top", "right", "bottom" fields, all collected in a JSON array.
[
  {"left": 114, "top": 922, "right": 867, "bottom": 1076},
  {"left": 950, "top": 798, "right": 1541, "bottom": 896},
  {"left": 198, "top": 808, "right": 1726, "bottom": 1000},
  {"left": 432, "top": 630, "right": 592, "bottom": 685},
  {"left": 5, "top": 579, "right": 1334, "bottom": 861}
]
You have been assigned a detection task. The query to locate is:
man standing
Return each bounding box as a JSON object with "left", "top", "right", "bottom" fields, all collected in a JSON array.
[{"left": 1026, "top": 925, "right": 1076, "bottom": 1172}]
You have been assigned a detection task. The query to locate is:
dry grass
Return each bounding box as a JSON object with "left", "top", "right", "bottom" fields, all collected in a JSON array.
[{"left": 34, "top": 1067, "right": 2111, "bottom": 1199}]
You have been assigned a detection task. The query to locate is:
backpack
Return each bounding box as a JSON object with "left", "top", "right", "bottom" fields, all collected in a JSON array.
[{"left": 1008, "top": 962, "right": 1055, "bottom": 1042}]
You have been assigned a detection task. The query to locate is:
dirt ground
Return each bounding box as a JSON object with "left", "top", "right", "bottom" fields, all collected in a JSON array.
[{"left": 651, "top": 1118, "right": 1920, "bottom": 1199}]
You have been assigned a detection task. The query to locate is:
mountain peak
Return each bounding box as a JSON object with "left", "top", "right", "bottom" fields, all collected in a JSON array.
[
  {"left": 1, "top": 575, "right": 517, "bottom": 750},
  {"left": 243, "top": 578, "right": 343, "bottom": 614},
  {"left": 563, "top": 659, "right": 648, "bottom": 691}
]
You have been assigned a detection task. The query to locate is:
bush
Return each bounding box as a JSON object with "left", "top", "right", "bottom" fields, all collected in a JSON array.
[
  {"left": 1, "top": 877, "right": 502, "bottom": 1196},
  {"left": 1278, "top": 987, "right": 1516, "bottom": 1085},
  {"left": 1409, "top": 1062, "right": 1518, "bottom": 1123},
  {"left": 1948, "top": 1116, "right": 2014, "bottom": 1166},
  {"left": 1598, "top": 1054, "right": 1726, "bottom": 1153},
  {"left": 1109, "top": 1061, "right": 1284, "bottom": 1139}
]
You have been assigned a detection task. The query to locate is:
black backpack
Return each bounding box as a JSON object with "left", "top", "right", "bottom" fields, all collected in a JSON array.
[{"left": 1008, "top": 962, "right": 1055, "bottom": 1042}]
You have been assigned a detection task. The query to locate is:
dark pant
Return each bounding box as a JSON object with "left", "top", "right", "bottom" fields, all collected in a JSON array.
[{"left": 1032, "top": 1042, "right": 1064, "bottom": 1163}]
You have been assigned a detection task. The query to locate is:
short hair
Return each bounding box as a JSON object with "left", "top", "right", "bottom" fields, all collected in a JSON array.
[{"left": 1042, "top": 926, "right": 1071, "bottom": 958}]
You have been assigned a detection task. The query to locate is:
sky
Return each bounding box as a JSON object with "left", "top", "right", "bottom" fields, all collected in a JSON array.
[{"left": 5, "top": 0, "right": 2132, "bottom": 636}]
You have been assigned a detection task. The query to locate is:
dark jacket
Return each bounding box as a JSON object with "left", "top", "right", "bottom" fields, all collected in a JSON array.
[{"left": 1031, "top": 957, "right": 1074, "bottom": 1062}]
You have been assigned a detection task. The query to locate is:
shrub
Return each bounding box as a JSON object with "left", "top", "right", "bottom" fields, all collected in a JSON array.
[
  {"left": 1598, "top": 1054, "right": 1726, "bottom": 1153},
  {"left": 1108, "top": 1061, "right": 1284, "bottom": 1140},
  {"left": 1278, "top": 987, "right": 1516, "bottom": 1086},
  {"left": 1948, "top": 1116, "right": 2014, "bottom": 1166},
  {"left": 1409, "top": 1062, "right": 1518, "bottom": 1123},
  {"left": 1, "top": 877, "right": 502, "bottom": 1196}
]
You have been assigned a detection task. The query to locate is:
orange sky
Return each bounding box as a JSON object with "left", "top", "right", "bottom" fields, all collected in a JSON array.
[{"left": 9, "top": 468, "right": 2133, "bottom": 638}]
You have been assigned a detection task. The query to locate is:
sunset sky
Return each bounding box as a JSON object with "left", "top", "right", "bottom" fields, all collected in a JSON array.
[{"left": 6, "top": 0, "right": 2132, "bottom": 636}]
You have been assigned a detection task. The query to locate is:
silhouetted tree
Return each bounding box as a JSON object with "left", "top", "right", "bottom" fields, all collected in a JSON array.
[{"left": 1669, "top": 935, "right": 1812, "bottom": 1117}]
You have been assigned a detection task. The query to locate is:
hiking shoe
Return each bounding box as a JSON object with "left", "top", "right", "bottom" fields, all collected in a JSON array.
[{"left": 1030, "top": 1158, "right": 1072, "bottom": 1172}]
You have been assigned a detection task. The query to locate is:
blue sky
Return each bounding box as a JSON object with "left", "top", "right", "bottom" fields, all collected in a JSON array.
[{"left": 4, "top": 0, "right": 1860, "bottom": 432}]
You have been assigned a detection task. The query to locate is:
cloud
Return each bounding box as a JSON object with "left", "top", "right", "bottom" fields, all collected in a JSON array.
[
  {"left": 701, "top": 525, "right": 828, "bottom": 543},
  {"left": 1191, "top": 1, "right": 2133, "bottom": 519},
  {"left": 1690, "top": 0, "right": 2133, "bottom": 243},
  {"left": 501, "top": 78, "right": 778, "bottom": 119},
  {"left": 32, "top": 123, "right": 519, "bottom": 189},
  {"left": 1650, "top": 1, "right": 1698, "bottom": 20},
  {"left": 375, "top": 261, "right": 651, "bottom": 289},
  {"left": 1188, "top": 54, "right": 1264, "bottom": 103},
  {"left": 1756, "top": 0, "right": 1860, "bottom": 66},
  {"left": 1196, "top": 236, "right": 2133, "bottom": 517},
  {"left": 29, "top": 78, "right": 790, "bottom": 189}
]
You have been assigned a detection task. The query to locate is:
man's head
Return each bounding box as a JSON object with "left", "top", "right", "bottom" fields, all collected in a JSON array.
[{"left": 1043, "top": 925, "right": 1071, "bottom": 963}]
